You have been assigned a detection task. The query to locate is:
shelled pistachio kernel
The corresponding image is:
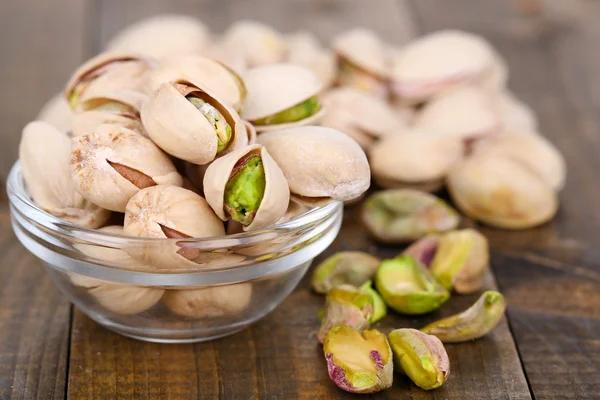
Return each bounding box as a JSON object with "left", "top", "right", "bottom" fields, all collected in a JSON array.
[
  {"left": 317, "top": 285, "right": 374, "bottom": 343},
  {"left": 359, "top": 280, "right": 387, "bottom": 323},
  {"left": 311, "top": 251, "right": 380, "bottom": 294}
]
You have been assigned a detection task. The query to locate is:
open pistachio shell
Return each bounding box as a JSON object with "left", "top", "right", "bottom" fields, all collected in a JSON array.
[
  {"left": 243, "top": 64, "right": 324, "bottom": 131},
  {"left": 362, "top": 189, "right": 460, "bottom": 244},
  {"left": 203, "top": 144, "right": 289, "bottom": 231},
  {"left": 258, "top": 126, "right": 371, "bottom": 202},
  {"left": 36, "top": 94, "right": 73, "bottom": 133},
  {"left": 19, "top": 121, "right": 111, "bottom": 228},
  {"left": 286, "top": 31, "right": 337, "bottom": 89},
  {"left": 421, "top": 291, "right": 506, "bottom": 342},
  {"left": 70, "top": 124, "right": 182, "bottom": 212},
  {"left": 430, "top": 229, "right": 489, "bottom": 294},
  {"left": 447, "top": 154, "right": 558, "bottom": 229},
  {"left": 375, "top": 256, "right": 449, "bottom": 315},
  {"left": 106, "top": 14, "right": 210, "bottom": 58},
  {"left": 359, "top": 280, "right": 387, "bottom": 323},
  {"left": 318, "top": 285, "right": 374, "bottom": 343},
  {"left": 65, "top": 51, "right": 151, "bottom": 111},
  {"left": 369, "top": 130, "right": 465, "bottom": 191},
  {"left": 323, "top": 326, "right": 393, "bottom": 394},
  {"left": 142, "top": 79, "right": 244, "bottom": 165},
  {"left": 220, "top": 20, "right": 286, "bottom": 68},
  {"left": 311, "top": 251, "right": 381, "bottom": 294},
  {"left": 388, "top": 328, "right": 450, "bottom": 390},
  {"left": 163, "top": 283, "right": 253, "bottom": 318}
]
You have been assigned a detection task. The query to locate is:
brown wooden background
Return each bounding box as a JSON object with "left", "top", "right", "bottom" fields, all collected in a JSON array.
[{"left": 1, "top": 0, "right": 600, "bottom": 399}]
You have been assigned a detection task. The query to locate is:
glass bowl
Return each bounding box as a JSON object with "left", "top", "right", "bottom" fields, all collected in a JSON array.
[{"left": 7, "top": 162, "right": 342, "bottom": 343}]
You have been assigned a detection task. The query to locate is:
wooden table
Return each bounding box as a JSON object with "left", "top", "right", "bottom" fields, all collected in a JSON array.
[{"left": 1, "top": 0, "right": 599, "bottom": 399}]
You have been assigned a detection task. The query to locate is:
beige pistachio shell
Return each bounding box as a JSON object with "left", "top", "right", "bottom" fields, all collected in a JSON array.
[
  {"left": 90, "top": 285, "right": 164, "bottom": 315},
  {"left": 19, "top": 121, "right": 111, "bottom": 228},
  {"left": 286, "top": 31, "right": 337, "bottom": 89},
  {"left": 472, "top": 133, "right": 566, "bottom": 191},
  {"left": 163, "top": 283, "right": 253, "bottom": 318},
  {"left": 414, "top": 86, "right": 501, "bottom": 141},
  {"left": 106, "top": 14, "right": 210, "bottom": 58},
  {"left": 70, "top": 124, "right": 182, "bottom": 212},
  {"left": 220, "top": 20, "right": 285, "bottom": 67},
  {"left": 203, "top": 144, "right": 290, "bottom": 231},
  {"left": 36, "top": 94, "right": 73, "bottom": 133},
  {"left": 141, "top": 80, "right": 244, "bottom": 165},
  {"left": 332, "top": 28, "right": 390, "bottom": 79},
  {"left": 258, "top": 126, "right": 371, "bottom": 202},
  {"left": 494, "top": 91, "right": 539, "bottom": 134},
  {"left": 447, "top": 154, "right": 558, "bottom": 229},
  {"left": 145, "top": 55, "right": 246, "bottom": 112}
]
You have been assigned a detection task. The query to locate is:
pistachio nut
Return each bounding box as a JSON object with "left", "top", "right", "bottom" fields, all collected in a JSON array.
[
  {"left": 332, "top": 29, "right": 390, "bottom": 99},
  {"left": 203, "top": 144, "right": 289, "bottom": 230},
  {"left": 472, "top": 133, "right": 566, "bottom": 191},
  {"left": 421, "top": 290, "right": 506, "bottom": 342},
  {"left": 142, "top": 79, "right": 245, "bottom": 165},
  {"left": 243, "top": 64, "right": 324, "bottom": 131},
  {"left": 162, "top": 283, "right": 253, "bottom": 318},
  {"left": 258, "top": 126, "right": 371, "bottom": 203},
  {"left": 36, "top": 94, "right": 73, "bottom": 133},
  {"left": 19, "top": 121, "right": 111, "bottom": 228},
  {"left": 430, "top": 229, "right": 489, "bottom": 294},
  {"left": 388, "top": 328, "right": 450, "bottom": 390},
  {"left": 401, "top": 234, "right": 440, "bottom": 267},
  {"left": 447, "top": 154, "right": 558, "bottom": 229},
  {"left": 494, "top": 91, "right": 539, "bottom": 134},
  {"left": 106, "top": 14, "right": 210, "bottom": 58},
  {"left": 145, "top": 55, "right": 246, "bottom": 112},
  {"left": 219, "top": 20, "right": 286, "bottom": 67},
  {"left": 65, "top": 51, "right": 151, "bottom": 111},
  {"left": 72, "top": 90, "right": 147, "bottom": 137},
  {"left": 70, "top": 124, "right": 182, "bottom": 212},
  {"left": 362, "top": 189, "right": 460, "bottom": 244},
  {"left": 323, "top": 326, "right": 393, "bottom": 394},
  {"left": 311, "top": 251, "right": 380, "bottom": 294},
  {"left": 123, "top": 185, "right": 225, "bottom": 268},
  {"left": 374, "top": 256, "right": 449, "bottom": 315},
  {"left": 359, "top": 280, "right": 387, "bottom": 323},
  {"left": 317, "top": 285, "right": 374, "bottom": 343},
  {"left": 286, "top": 31, "right": 337, "bottom": 89},
  {"left": 369, "top": 130, "right": 465, "bottom": 191}
]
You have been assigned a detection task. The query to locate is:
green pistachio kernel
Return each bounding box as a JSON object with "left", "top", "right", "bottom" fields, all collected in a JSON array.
[
  {"left": 224, "top": 155, "right": 266, "bottom": 225},
  {"left": 252, "top": 96, "right": 321, "bottom": 126},
  {"left": 187, "top": 95, "right": 232, "bottom": 153}
]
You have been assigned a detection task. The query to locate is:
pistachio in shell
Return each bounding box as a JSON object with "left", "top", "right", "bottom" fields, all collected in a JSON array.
[
  {"left": 70, "top": 124, "right": 182, "bottom": 212},
  {"left": 123, "top": 185, "right": 225, "bottom": 268},
  {"left": 359, "top": 280, "right": 387, "bottom": 324},
  {"left": 494, "top": 91, "right": 539, "bottom": 134},
  {"left": 258, "top": 126, "right": 371, "bottom": 203},
  {"left": 374, "top": 256, "right": 449, "bottom": 315},
  {"left": 429, "top": 229, "right": 489, "bottom": 294},
  {"left": 369, "top": 130, "right": 465, "bottom": 192},
  {"left": 421, "top": 291, "right": 506, "bottom": 343},
  {"left": 243, "top": 64, "right": 324, "bottom": 131},
  {"left": 362, "top": 189, "right": 460, "bottom": 244},
  {"left": 447, "top": 153, "right": 558, "bottom": 229},
  {"left": 203, "top": 144, "right": 289, "bottom": 231},
  {"left": 323, "top": 326, "right": 393, "bottom": 394},
  {"left": 311, "top": 251, "right": 380, "bottom": 294},
  {"left": 219, "top": 20, "right": 286, "bottom": 67},
  {"left": 19, "top": 121, "right": 111, "bottom": 228},
  {"left": 317, "top": 285, "right": 374, "bottom": 343},
  {"left": 162, "top": 283, "right": 253, "bottom": 318},
  {"left": 36, "top": 94, "right": 73, "bottom": 133},
  {"left": 286, "top": 31, "right": 337, "bottom": 89},
  {"left": 388, "top": 328, "right": 450, "bottom": 390}
]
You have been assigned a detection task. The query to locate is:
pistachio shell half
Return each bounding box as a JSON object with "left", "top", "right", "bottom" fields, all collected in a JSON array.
[
  {"left": 318, "top": 285, "right": 374, "bottom": 343},
  {"left": 70, "top": 124, "right": 182, "bottom": 212},
  {"left": 219, "top": 20, "right": 286, "bottom": 68},
  {"left": 162, "top": 283, "right": 253, "bottom": 318},
  {"left": 36, "top": 94, "right": 73, "bottom": 133},
  {"left": 311, "top": 251, "right": 381, "bottom": 294},
  {"left": 258, "top": 126, "right": 371, "bottom": 202},
  {"left": 19, "top": 121, "right": 110, "bottom": 228}
]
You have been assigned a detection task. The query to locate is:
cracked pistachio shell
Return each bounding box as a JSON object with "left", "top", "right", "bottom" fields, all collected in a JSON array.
[
  {"left": 106, "top": 14, "right": 210, "bottom": 58},
  {"left": 447, "top": 154, "right": 558, "bottom": 229},
  {"left": 203, "top": 144, "right": 289, "bottom": 231},
  {"left": 141, "top": 79, "right": 244, "bottom": 165},
  {"left": 369, "top": 130, "right": 465, "bottom": 191},
  {"left": 362, "top": 189, "right": 460, "bottom": 244},
  {"left": 494, "top": 91, "right": 539, "bottom": 134},
  {"left": 220, "top": 20, "right": 286, "bottom": 67},
  {"left": 472, "top": 133, "right": 565, "bottom": 191},
  {"left": 323, "top": 326, "right": 393, "bottom": 394},
  {"left": 36, "top": 94, "right": 72, "bottom": 133},
  {"left": 243, "top": 64, "right": 324, "bottom": 131},
  {"left": 145, "top": 55, "right": 246, "bottom": 112},
  {"left": 414, "top": 86, "right": 501, "bottom": 141},
  {"left": 286, "top": 31, "right": 337, "bottom": 89},
  {"left": 388, "top": 328, "right": 450, "bottom": 390},
  {"left": 72, "top": 90, "right": 147, "bottom": 137},
  {"left": 359, "top": 280, "right": 387, "bottom": 323},
  {"left": 422, "top": 291, "right": 506, "bottom": 343},
  {"left": 19, "top": 121, "right": 111, "bottom": 228},
  {"left": 65, "top": 51, "right": 151, "bottom": 111},
  {"left": 430, "top": 229, "right": 489, "bottom": 294},
  {"left": 70, "top": 124, "right": 182, "bottom": 212},
  {"left": 375, "top": 256, "right": 449, "bottom": 315},
  {"left": 311, "top": 251, "right": 381, "bottom": 294},
  {"left": 318, "top": 285, "right": 374, "bottom": 343},
  {"left": 162, "top": 283, "right": 253, "bottom": 318},
  {"left": 402, "top": 234, "right": 440, "bottom": 267},
  {"left": 391, "top": 30, "right": 500, "bottom": 102},
  {"left": 258, "top": 126, "right": 371, "bottom": 202},
  {"left": 123, "top": 185, "right": 225, "bottom": 269}
]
